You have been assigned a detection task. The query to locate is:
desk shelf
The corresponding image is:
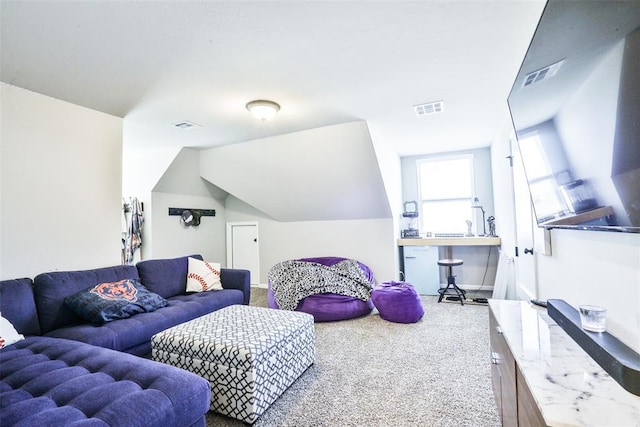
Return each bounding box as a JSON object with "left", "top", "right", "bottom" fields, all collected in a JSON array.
[{"left": 398, "top": 237, "right": 501, "bottom": 246}]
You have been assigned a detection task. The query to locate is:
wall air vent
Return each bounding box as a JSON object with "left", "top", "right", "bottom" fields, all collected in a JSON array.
[
  {"left": 174, "top": 121, "right": 201, "bottom": 129},
  {"left": 414, "top": 100, "right": 444, "bottom": 116},
  {"left": 522, "top": 60, "right": 564, "bottom": 87}
]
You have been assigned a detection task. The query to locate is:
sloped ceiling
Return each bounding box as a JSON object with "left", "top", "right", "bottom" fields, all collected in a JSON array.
[
  {"left": 0, "top": 1, "right": 545, "bottom": 156},
  {"left": 153, "top": 147, "right": 229, "bottom": 200},
  {"left": 199, "top": 121, "right": 390, "bottom": 222}
]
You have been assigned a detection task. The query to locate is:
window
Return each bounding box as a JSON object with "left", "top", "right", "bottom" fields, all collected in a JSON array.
[{"left": 417, "top": 155, "right": 475, "bottom": 234}]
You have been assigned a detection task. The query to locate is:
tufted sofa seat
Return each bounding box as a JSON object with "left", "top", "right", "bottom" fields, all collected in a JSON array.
[{"left": 1, "top": 336, "right": 210, "bottom": 426}]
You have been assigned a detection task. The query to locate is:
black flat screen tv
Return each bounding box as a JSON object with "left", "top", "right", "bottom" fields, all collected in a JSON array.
[{"left": 508, "top": 0, "right": 640, "bottom": 233}]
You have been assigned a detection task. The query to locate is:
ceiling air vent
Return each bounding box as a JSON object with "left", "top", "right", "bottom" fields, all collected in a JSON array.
[
  {"left": 173, "top": 121, "right": 201, "bottom": 129},
  {"left": 522, "top": 60, "right": 564, "bottom": 87},
  {"left": 414, "top": 100, "right": 444, "bottom": 117}
]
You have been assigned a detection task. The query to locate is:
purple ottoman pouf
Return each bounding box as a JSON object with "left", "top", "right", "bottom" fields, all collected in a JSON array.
[{"left": 371, "top": 281, "right": 424, "bottom": 323}]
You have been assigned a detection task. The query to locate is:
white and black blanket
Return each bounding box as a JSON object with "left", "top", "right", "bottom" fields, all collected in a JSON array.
[{"left": 268, "top": 259, "right": 375, "bottom": 311}]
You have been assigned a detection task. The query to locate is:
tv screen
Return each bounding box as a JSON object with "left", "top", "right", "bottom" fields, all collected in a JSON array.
[{"left": 508, "top": 0, "right": 640, "bottom": 233}]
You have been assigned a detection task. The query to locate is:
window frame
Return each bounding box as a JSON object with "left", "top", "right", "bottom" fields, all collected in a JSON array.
[{"left": 416, "top": 153, "right": 476, "bottom": 234}]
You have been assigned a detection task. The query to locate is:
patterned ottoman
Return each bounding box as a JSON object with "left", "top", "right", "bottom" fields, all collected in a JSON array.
[{"left": 151, "top": 305, "right": 315, "bottom": 424}]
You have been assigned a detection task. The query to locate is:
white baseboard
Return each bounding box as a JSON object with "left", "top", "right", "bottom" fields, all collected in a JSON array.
[{"left": 252, "top": 283, "right": 268, "bottom": 289}]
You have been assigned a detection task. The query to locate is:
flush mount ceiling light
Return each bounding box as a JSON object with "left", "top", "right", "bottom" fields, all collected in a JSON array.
[{"left": 246, "top": 100, "right": 280, "bottom": 121}]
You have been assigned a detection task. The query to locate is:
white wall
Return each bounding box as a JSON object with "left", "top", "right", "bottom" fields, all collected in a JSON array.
[
  {"left": 122, "top": 121, "right": 185, "bottom": 260},
  {"left": 367, "top": 121, "right": 404, "bottom": 279},
  {"left": 0, "top": 83, "right": 123, "bottom": 279},
  {"left": 149, "top": 148, "right": 227, "bottom": 262},
  {"left": 537, "top": 229, "right": 640, "bottom": 353},
  {"left": 490, "top": 117, "right": 517, "bottom": 259},
  {"left": 150, "top": 192, "right": 226, "bottom": 262},
  {"left": 199, "top": 121, "right": 391, "bottom": 222},
  {"left": 226, "top": 196, "right": 396, "bottom": 284}
]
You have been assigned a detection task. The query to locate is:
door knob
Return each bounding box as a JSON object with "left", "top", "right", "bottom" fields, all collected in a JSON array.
[{"left": 524, "top": 248, "right": 534, "bottom": 255}]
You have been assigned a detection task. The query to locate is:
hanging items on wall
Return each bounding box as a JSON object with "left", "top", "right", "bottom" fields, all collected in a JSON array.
[
  {"left": 168, "top": 207, "right": 216, "bottom": 228},
  {"left": 181, "top": 209, "right": 201, "bottom": 227},
  {"left": 122, "top": 197, "right": 144, "bottom": 265}
]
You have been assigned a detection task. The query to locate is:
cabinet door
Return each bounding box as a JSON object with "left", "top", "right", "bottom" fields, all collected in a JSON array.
[
  {"left": 402, "top": 246, "right": 440, "bottom": 295},
  {"left": 490, "top": 311, "right": 517, "bottom": 426},
  {"left": 517, "top": 368, "right": 546, "bottom": 427}
]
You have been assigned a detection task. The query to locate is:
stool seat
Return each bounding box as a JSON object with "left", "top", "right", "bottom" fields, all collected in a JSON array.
[
  {"left": 437, "top": 258, "right": 466, "bottom": 305},
  {"left": 437, "top": 258, "right": 464, "bottom": 267}
]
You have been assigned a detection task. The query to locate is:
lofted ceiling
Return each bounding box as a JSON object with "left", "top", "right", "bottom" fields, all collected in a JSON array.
[{"left": 0, "top": 1, "right": 545, "bottom": 156}]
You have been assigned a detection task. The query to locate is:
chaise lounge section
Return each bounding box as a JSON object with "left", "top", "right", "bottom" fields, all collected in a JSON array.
[{"left": 1, "top": 335, "right": 211, "bottom": 426}]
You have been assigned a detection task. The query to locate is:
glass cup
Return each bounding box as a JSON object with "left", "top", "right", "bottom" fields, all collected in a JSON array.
[{"left": 579, "top": 305, "right": 607, "bottom": 332}]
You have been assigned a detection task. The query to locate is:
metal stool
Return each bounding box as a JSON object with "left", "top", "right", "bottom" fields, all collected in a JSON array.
[{"left": 437, "top": 258, "right": 466, "bottom": 305}]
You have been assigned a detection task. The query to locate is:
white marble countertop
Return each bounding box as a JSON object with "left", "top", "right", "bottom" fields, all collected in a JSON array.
[{"left": 489, "top": 299, "right": 640, "bottom": 427}]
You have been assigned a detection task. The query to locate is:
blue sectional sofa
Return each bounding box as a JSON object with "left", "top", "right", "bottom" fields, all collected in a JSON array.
[
  {"left": 0, "top": 254, "right": 251, "bottom": 426},
  {"left": 34, "top": 254, "right": 250, "bottom": 356}
]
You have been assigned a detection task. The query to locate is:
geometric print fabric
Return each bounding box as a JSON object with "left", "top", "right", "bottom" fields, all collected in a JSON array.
[{"left": 152, "top": 305, "right": 315, "bottom": 423}]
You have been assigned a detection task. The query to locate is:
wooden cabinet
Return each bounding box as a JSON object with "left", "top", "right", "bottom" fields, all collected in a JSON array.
[
  {"left": 490, "top": 310, "right": 545, "bottom": 427},
  {"left": 490, "top": 311, "right": 518, "bottom": 426},
  {"left": 517, "top": 369, "right": 546, "bottom": 427},
  {"left": 489, "top": 300, "right": 640, "bottom": 426}
]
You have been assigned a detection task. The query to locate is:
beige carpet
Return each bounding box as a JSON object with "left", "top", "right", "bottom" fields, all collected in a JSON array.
[{"left": 206, "top": 287, "right": 499, "bottom": 426}]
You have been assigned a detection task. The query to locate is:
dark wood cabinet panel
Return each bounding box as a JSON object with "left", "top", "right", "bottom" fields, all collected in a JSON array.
[
  {"left": 490, "top": 311, "right": 517, "bottom": 426},
  {"left": 490, "top": 310, "right": 547, "bottom": 427},
  {"left": 517, "top": 368, "right": 546, "bottom": 427}
]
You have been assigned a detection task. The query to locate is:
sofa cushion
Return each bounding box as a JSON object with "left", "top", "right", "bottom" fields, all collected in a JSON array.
[
  {"left": 0, "top": 278, "right": 41, "bottom": 336},
  {"left": 64, "top": 279, "right": 168, "bottom": 325},
  {"left": 0, "top": 316, "right": 25, "bottom": 348},
  {"left": 44, "top": 289, "right": 244, "bottom": 356},
  {"left": 33, "top": 265, "right": 140, "bottom": 334},
  {"left": 0, "top": 336, "right": 210, "bottom": 427},
  {"left": 186, "top": 257, "right": 222, "bottom": 292},
  {"left": 137, "top": 254, "right": 202, "bottom": 299}
]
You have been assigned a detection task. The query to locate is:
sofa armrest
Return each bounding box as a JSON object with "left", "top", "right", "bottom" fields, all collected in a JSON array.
[{"left": 220, "top": 269, "right": 250, "bottom": 305}]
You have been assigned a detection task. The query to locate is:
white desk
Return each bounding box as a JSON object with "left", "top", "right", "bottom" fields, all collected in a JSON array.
[
  {"left": 398, "top": 237, "right": 502, "bottom": 292},
  {"left": 398, "top": 237, "right": 502, "bottom": 246},
  {"left": 398, "top": 237, "right": 501, "bottom": 258}
]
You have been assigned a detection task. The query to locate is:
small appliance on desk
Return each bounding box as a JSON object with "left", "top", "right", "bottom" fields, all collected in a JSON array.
[{"left": 401, "top": 201, "right": 420, "bottom": 238}]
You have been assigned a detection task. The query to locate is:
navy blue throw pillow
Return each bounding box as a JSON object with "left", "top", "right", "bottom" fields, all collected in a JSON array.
[{"left": 64, "top": 279, "right": 168, "bottom": 325}]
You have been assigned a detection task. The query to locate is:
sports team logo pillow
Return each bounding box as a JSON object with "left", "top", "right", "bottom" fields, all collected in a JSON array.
[
  {"left": 91, "top": 279, "right": 138, "bottom": 301},
  {"left": 64, "top": 279, "right": 168, "bottom": 324}
]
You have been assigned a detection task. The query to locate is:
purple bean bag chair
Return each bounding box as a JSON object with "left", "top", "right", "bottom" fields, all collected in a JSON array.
[
  {"left": 371, "top": 281, "right": 424, "bottom": 323},
  {"left": 267, "top": 257, "right": 374, "bottom": 322}
]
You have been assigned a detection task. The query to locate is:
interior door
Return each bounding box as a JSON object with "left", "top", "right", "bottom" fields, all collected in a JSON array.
[
  {"left": 227, "top": 223, "right": 260, "bottom": 285},
  {"left": 511, "top": 136, "right": 538, "bottom": 300}
]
